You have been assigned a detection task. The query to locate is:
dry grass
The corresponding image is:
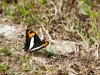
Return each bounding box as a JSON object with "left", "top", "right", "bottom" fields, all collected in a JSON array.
[{"left": 0, "top": 0, "right": 100, "bottom": 75}]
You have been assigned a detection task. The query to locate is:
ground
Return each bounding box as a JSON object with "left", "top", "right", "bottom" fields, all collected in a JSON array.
[{"left": 0, "top": 0, "right": 100, "bottom": 75}]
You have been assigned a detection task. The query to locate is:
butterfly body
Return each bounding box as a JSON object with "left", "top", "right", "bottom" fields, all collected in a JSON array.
[{"left": 24, "top": 30, "right": 49, "bottom": 52}]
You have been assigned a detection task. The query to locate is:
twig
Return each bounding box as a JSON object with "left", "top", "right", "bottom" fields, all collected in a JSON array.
[{"left": 41, "top": 24, "right": 59, "bottom": 44}]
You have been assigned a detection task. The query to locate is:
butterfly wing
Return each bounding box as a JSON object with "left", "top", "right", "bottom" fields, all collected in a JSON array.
[
  {"left": 24, "top": 30, "right": 31, "bottom": 51},
  {"left": 24, "top": 29, "right": 49, "bottom": 52},
  {"left": 29, "top": 33, "right": 45, "bottom": 51},
  {"left": 30, "top": 41, "right": 49, "bottom": 52}
]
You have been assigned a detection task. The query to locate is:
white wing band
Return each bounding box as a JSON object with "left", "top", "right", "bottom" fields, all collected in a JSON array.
[
  {"left": 30, "top": 45, "right": 44, "bottom": 51},
  {"left": 29, "top": 37, "right": 34, "bottom": 50}
]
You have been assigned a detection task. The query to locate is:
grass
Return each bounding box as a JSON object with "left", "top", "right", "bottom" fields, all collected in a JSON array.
[
  {"left": 34, "top": 70, "right": 46, "bottom": 75},
  {"left": 0, "top": 63, "right": 8, "bottom": 73},
  {"left": 20, "top": 55, "right": 28, "bottom": 62},
  {"left": 3, "top": 0, "right": 99, "bottom": 45},
  {"left": 11, "top": 70, "right": 20, "bottom": 75},
  {"left": 72, "top": 0, "right": 100, "bottom": 47},
  {"left": 0, "top": 0, "right": 100, "bottom": 75},
  {"left": 23, "top": 63, "right": 30, "bottom": 72},
  {"left": 1, "top": 46, "right": 10, "bottom": 56}
]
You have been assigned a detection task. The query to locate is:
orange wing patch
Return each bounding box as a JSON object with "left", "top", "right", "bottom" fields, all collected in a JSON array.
[
  {"left": 43, "top": 41, "right": 49, "bottom": 47},
  {"left": 28, "top": 30, "right": 35, "bottom": 38}
]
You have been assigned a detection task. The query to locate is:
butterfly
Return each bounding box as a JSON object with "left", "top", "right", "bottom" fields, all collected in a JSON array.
[{"left": 24, "top": 29, "right": 49, "bottom": 52}]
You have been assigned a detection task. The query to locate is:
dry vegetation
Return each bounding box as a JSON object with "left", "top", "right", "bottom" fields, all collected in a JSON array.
[{"left": 0, "top": 0, "right": 100, "bottom": 75}]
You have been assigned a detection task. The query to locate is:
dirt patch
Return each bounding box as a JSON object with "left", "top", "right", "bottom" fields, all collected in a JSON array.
[{"left": 0, "top": 0, "right": 100, "bottom": 75}]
